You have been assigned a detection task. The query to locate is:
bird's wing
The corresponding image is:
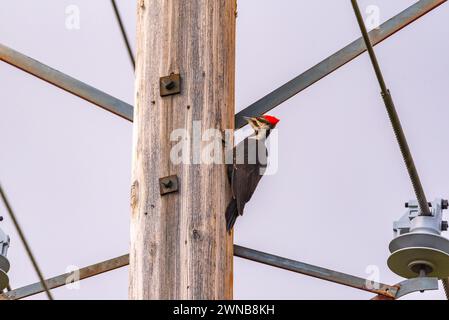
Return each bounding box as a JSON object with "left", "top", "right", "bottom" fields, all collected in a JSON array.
[{"left": 231, "top": 163, "right": 264, "bottom": 216}]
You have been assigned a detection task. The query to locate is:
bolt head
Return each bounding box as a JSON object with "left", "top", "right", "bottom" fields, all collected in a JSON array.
[
  {"left": 163, "top": 79, "right": 175, "bottom": 90},
  {"left": 442, "top": 200, "right": 449, "bottom": 210}
]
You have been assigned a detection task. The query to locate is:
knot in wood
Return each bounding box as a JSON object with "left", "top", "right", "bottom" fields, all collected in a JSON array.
[
  {"left": 130, "top": 180, "right": 139, "bottom": 209},
  {"left": 192, "top": 229, "right": 201, "bottom": 240}
]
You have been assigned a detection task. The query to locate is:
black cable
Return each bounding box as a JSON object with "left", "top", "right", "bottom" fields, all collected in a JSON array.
[
  {"left": 0, "top": 183, "right": 53, "bottom": 300},
  {"left": 111, "top": 0, "right": 136, "bottom": 69},
  {"left": 351, "top": 0, "right": 431, "bottom": 216}
]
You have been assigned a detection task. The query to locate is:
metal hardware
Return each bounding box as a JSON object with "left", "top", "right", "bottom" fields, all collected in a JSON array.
[
  {"left": 443, "top": 200, "right": 449, "bottom": 209},
  {"left": 159, "top": 175, "right": 179, "bottom": 195},
  {"left": 395, "top": 277, "right": 439, "bottom": 298},
  {"left": 442, "top": 221, "right": 449, "bottom": 231},
  {"left": 372, "top": 276, "right": 440, "bottom": 300},
  {"left": 0, "top": 225, "right": 10, "bottom": 291},
  {"left": 160, "top": 74, "right": 181, "bottom": 97},
  {"left": 389, "top": 198, "right": 449, "bottom": 279}
]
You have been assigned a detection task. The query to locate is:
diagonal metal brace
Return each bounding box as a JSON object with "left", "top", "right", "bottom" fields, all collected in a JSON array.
[
  {"left": 234, "top": 245, "right": 398, "bottom": 298},
  {"left": 0, "top": 43, "right": 134, "bottom": 122}
]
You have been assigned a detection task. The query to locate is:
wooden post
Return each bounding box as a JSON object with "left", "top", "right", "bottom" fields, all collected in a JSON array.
[{"left": 130, "top": 0, "right": 235, "bottom": 299}]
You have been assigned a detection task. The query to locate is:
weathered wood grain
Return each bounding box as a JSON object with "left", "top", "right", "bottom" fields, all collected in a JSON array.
[{"left": 130, "top": 0, "right": 235, "bottom": 299}]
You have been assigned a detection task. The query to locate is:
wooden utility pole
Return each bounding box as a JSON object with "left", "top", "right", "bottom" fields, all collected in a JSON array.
[{"left": 130, "top": 0, "right": 236, "bottom": 299}]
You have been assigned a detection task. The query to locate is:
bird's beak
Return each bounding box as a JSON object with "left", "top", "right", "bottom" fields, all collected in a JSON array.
[{"left": 243, "top": 116, "right": 256, "bottom": 123}]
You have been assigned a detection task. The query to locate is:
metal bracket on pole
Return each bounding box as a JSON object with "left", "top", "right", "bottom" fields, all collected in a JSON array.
[
  {"left": 395, "top": 277, "right": 439, "bottom": 298},
  {"left": 160, "top": 74, "right": 181, "bottom": 97},
  {"left": 159, "top": 175, "right": 179, "bottom": 195}
]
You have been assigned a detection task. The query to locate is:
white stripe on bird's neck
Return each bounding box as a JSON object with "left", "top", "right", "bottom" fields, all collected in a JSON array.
[{"left": 249, "top": 129, "right": 269, "bottom": 141}]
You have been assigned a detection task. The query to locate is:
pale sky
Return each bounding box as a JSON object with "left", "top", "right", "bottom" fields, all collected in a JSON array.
[{"left": 1, "top": 0, "right": 448, "bottom": 299}]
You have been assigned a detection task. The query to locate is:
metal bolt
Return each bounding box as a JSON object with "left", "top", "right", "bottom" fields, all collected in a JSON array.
[
  {"left": 159, "top": 175, "right": 179, "bottom": 195},
  {"left": 442, "top": 199, "right": 449, "bottom": 210},
  {"left": 160, "top": 74, "right": 181, "bottom": 97},
  {"left": 405, "top": 201, "right": 433, "bottom": 208},
  {"left": 162, "top": 79, "right": 175, "bottom": 90},
  {"left": 162, "top": 180, "right": 173, "bottom": 188}
]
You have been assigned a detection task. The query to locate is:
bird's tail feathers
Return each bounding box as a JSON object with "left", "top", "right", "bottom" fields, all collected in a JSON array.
[{"left": 225, "top": 199, "right": 238, "bottom": 233}]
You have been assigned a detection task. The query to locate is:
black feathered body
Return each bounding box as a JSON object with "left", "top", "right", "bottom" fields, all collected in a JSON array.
[{"left": 225, "top": 134, "right": 269, "bottom": 231}]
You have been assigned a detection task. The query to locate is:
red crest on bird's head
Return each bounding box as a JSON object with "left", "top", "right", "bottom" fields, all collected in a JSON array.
[{"left": 262, "top": 115, "right": 280, "bottom": 126}]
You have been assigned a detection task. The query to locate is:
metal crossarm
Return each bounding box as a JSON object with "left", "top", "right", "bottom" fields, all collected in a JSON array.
[{"left": 235, "top": 0, "right": 446, "bottom": 129}]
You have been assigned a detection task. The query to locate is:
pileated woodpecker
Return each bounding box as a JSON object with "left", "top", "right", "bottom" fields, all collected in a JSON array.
[{"left": 225, "top": 115, "right": 280, "bottom": 232}]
